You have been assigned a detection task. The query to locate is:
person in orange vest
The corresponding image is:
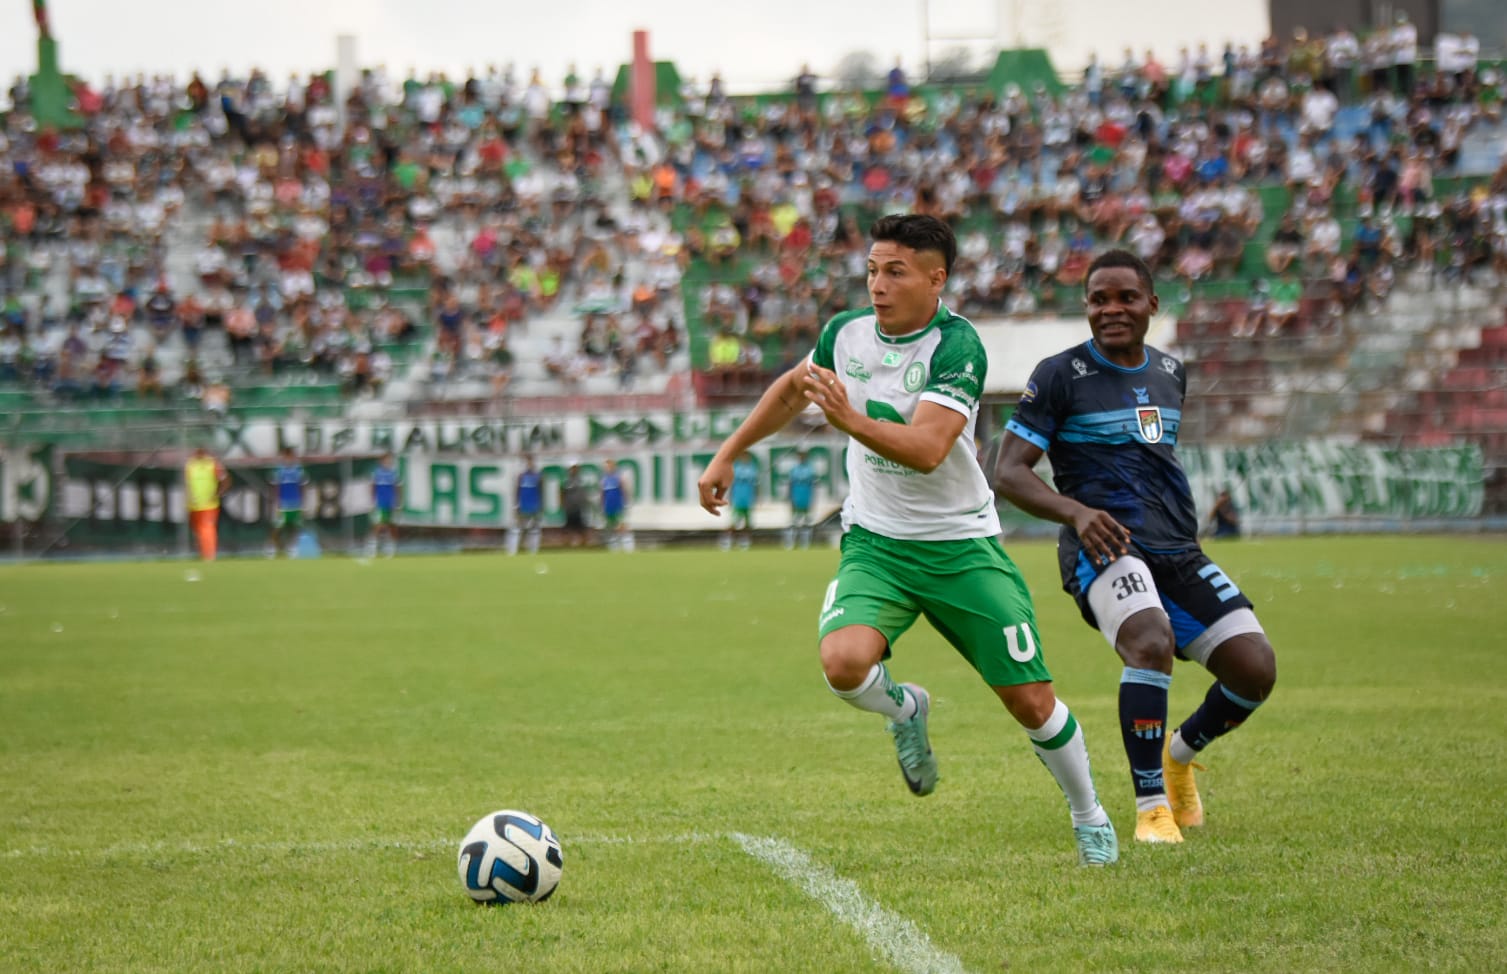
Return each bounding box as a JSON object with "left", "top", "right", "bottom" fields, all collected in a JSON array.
[{"left": 184, "top": 446, "right": 229, "bottom": 561}]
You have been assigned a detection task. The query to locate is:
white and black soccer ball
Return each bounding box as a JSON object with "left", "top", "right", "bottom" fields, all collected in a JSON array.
[{"left": 457, "top": 809, "right": 564, "bottom": 904}]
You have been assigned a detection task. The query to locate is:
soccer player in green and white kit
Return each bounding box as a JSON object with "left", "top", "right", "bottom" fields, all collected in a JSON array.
[{"left": 697, "top": 214, "right": 1118, "bottom": 866}]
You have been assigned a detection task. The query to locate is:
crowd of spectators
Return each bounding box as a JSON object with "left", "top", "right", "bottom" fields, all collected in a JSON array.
[
  {"left": 1, "top": 19, "right": 1506, "bottom": 406},
  {"left": 0, "top": 61, "right": 688, "bottom": 408},
  {"left": 671, "top": 20, "right": 1507, "bottom": 368}
]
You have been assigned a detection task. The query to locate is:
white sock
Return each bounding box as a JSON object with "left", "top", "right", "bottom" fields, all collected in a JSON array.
[
  {"left": 1168, "top": 728, "right": 1197, "bottom": 765},
  {"left": 506, "top": 529, "right": 521, "bottom": 555},
  {"left": 826, "top": 663, "right": 915, "bottom": 721},
  {"left": 1028, "top": 699, "right": 1110, "bottom": 827}
]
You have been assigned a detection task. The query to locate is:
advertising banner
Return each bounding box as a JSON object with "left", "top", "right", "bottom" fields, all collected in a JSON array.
[
  {"left": 57, "top": 455, "right": 376, "bottom": 545},
  {"left": 1181, "top": 441, "right": 1484, "bottom": 523},
  {"left": 0, "top": 444, "right": 52, "bottom": 523}
]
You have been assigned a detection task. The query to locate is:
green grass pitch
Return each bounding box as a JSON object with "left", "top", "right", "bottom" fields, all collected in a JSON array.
[{"left": 2, "top": 536, "right": 1505, "bottom": 973}]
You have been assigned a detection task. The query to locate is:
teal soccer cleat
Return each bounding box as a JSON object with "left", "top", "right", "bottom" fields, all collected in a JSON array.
[
  {"left": 1073, "top": 821, "right": 1120, "bottom": 866},
  {"left": 887, "top": 683, "right": 939, "bottom": 796}
]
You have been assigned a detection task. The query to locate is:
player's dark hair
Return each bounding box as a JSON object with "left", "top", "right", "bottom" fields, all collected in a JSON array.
[
  {"left": 870, "top": 214, "right": 956, "bottom": 275},
  {"left": 1085, "top": 249, "right": 1155, "bottom": 295}
]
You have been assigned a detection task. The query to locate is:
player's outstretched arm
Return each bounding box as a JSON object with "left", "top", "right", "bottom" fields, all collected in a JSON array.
[
  {"left": 697, "top": 364, "right": 810, "bottom": 515},
  {"left": 991, "top": 432, "right": 1131, "bottom": 564}
]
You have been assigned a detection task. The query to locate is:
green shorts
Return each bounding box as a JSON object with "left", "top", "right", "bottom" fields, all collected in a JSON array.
[
  {"left": 373, "top": 507, "right": 394, "bottom": 526},
  {"left": 730, "top": 506, "right": 752, "bottom": 528},
  {"left": 817, "top": 525, "right": 1052, "bottom": 687},
  {"left": 604, "top": 513, "right": 624, "bottom": 529},
  {"left": 277, "top": 509, "right": 303, "bottom": 531}
]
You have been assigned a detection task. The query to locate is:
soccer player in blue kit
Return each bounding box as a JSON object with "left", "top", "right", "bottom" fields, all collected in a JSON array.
[
  {"left": 992, "top": 250, "right": 1277, "bottom": 845},
  {"left": 600, "top": 459, "right": 633, "bottom": 552},
  {"left": 784, "top": 448, "right": 817, "bottom": 550},
  {"left": 270, "top": 447, "right": 308, "bottom": 557},
  {"left": 369, "top": 451, "right": 402, "bottom": 557},
  {"left": 724, "top": 452, "right": 758, "bottom": 550},
  {"left": 509, "top": 455, "right": 544, "bottom": 555}
]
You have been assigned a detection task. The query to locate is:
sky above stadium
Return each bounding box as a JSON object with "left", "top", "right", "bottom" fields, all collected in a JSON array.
[{"left": 0, "top": 0, "right": 1268, "bottom": 94}]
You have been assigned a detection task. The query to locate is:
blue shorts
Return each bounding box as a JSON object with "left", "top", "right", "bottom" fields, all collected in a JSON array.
[{"left": 1058, "top": 536, "right": 1257, "bottom": 660}]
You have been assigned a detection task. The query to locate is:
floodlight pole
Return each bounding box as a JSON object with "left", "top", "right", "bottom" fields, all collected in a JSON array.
[{"left": 920, "top": 0, "right": 931, "bottom": 81}]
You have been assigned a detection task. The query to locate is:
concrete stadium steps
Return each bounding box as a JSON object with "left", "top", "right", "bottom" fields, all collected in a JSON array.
[
  {"left": 382, "top": 300, "right": 692, "bottom": 407},
  {"left": 1175, "top": 273, "right": 1507, "bottom": 449}
]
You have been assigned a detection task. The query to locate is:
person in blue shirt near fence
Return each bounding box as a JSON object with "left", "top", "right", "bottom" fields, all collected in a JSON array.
[
  {"left": 509, "top": 455, "right": 544, "bottom": 555},
  {"left": 600, "top": 458, "right": 633, "bottom": 552},
  {"left": 369, "top": 451, "right": 402, "bottom": 557},
  {"left": 270, "top": 447, "right": 309, "bottom": 557},
  {"left": 723, "top": 452, "right": 758, "bottom": 550},
  {"left": 785, "top": 448, "right": 816, "bottom": 550}
]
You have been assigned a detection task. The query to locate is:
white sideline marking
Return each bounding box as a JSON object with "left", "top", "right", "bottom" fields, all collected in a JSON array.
[
  {"left": 730, "top": 833, "right": 971, "bottom": 974},
  {"left": 1, "top": 832, "right": 714, "bottom": 862}
]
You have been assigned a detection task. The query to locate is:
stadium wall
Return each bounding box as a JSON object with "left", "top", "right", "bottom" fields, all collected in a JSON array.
[{"left": 0, "top": 412, "right": 1490, "bottom": 556}]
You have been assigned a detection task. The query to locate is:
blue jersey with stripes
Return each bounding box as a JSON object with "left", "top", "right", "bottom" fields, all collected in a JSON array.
[
  {"left": 275, "top": 464, "right": 305, "bottom": 511},
  {"left": 373, "top": 466, "right": 400, "bottom": 510},
  {"left": 1006, "top": 340, "right": 1197, "bottom": 550},
  {"left": 788, "top": 460, "right": 815, "bottom": 512},
  {"left": 516, "top": 468, "right": 543, "bottom": 515},
  {"left": 600, "top": 472, "right": 626, "bottom": 517}
]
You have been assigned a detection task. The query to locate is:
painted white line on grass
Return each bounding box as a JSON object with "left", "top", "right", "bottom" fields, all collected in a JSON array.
[
  {"left": 0, "top": 831, "right": 714, "bottom": 862},
  {"left": 730, "top": 832, "right": 971, "bottom": 974}
]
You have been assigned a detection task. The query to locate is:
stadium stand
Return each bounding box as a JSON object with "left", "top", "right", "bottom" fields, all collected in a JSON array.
[{"left": 1, "top": 30, "right": 1505, "bottom": 493}]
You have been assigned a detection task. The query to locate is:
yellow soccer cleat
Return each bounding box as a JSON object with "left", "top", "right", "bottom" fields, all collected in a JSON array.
[
  {"left": 1163, "top": 739, "right": 1206, "bottom": 829},
  {"left": 1134, "top": 805, "right": 1184, "bottom": 844}
]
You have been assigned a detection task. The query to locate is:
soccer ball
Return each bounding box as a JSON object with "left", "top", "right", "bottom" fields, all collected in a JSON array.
[{"left": 457, "top": 809, "right": 564, "bottom": 904}]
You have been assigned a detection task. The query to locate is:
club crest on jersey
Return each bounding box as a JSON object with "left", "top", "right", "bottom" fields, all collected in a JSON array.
[
  {"left": 903, "top": 362, "right": 927, "bottom": 392},
  {"left": 1137, "top": 406, "right": 1164, "bottom": 443}
]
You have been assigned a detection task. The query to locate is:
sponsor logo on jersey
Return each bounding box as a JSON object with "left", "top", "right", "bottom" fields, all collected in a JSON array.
[
  {"left": 1133, "top": 386, "right": 1150, "bottom": 405},
  {"left": 1071, "top": 358, "right": 1089, "bottom": 376},
  {"left": 845, "top": 357, "right": 872, "bottom": 381},
  {"left": 863, "top": 453, "right": 920, "bottom": 476},
  {"left": 1161, "top": 356, "right": 1179, "bottom": 376},
  {"left": 935, "top": 369, "right": 980, "bottom": 405},
  {"left": 1137, "top": 406, "right": 1164, "bottom": 443},
  {"left": 903, "top": 362, "right": 927, "bottom": 392},
  {"left": 934, "top": 383, "right": 977, "bottom": 404},
  {"left": 881, "top": 350, "right": 903, "bottom": 367}
]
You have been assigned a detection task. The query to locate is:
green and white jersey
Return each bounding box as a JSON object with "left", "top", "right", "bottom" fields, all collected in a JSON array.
[{"left": 811, "top": 302, "right": 999, "bottom": 541}]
